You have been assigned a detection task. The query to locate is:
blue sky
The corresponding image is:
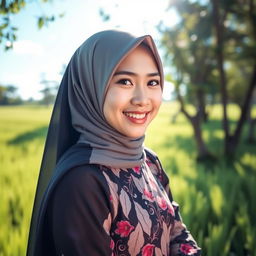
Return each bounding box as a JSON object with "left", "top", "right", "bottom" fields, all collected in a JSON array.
[{"left": 0, "top": 0, "right": 177, "bottom": 100}]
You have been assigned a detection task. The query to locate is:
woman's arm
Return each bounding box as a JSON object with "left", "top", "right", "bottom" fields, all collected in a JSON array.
[
  {"left": 146, "top": 150, "right": 201, "bottom": 256},
  {"left": 165, "top": 185, "right": 201, "bottom": 256},
  {"left": 48, "top": 165, "right": 113, "bottom": 256}
]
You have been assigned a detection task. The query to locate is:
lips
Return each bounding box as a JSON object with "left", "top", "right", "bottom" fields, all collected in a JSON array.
[{"left": 123, "top": 111, "right": 149, "bottom": 124}]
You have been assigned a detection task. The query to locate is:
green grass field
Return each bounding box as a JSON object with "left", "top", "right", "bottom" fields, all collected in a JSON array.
[{"left": 0, "top": 103, "right": 255, "bottom": 256}]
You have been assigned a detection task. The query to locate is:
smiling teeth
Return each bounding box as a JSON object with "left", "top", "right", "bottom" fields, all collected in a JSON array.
[{"left": 125, "top": 113, "right": 146, "bottom": 119}]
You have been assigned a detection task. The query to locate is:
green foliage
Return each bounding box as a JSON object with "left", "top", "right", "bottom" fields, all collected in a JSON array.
[
  {"left": 159, "top": 0, "right": 219, "bottom": 106},
  {"left": 0, "top": 105, "right": 50, "bottom": 255},
  {"left": 0, "top": 85, "right": 22, "bottom": 105},
  {"left": 160, "top": 0, "right": 256, "bottom": 108},
  {"left": 0, "top": 102, "right": 255, "bottom": 255},
  {"left": 0, "top": 0, "right": 63, "bottom": 50},
  {"left": 99, "top": 8, "right": 110, "bottom": 22}
]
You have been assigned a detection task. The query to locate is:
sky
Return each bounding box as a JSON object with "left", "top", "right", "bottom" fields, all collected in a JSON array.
[{"left": 0, "top": 0, "right": 178, "bottom": 100}]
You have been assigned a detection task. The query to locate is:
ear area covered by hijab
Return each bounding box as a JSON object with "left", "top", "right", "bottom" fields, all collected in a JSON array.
[{"left": 26, "top": 30, "right": 163, "bottom": 256}]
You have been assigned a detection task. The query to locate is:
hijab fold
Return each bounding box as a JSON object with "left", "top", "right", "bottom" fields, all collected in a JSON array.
[{"left": 27, "top": 30, "right": 163, "bottom": 256}]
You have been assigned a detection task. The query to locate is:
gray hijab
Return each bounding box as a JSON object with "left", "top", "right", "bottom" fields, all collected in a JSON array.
[{"left": 68, "top": 30, "right": 164, "bottom": 168}]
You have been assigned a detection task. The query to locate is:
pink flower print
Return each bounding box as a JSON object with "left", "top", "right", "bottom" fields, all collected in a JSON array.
[
  {"left": 110, "top": 239, "right": 115, "bottom": 250},
  {"left": 180, "top": 243, "right": 198, "bottom": 255},
  {"left": 115, "top": 220, "right": 134, "bottom": 237},
  {"left": 143, "top": 188, "right": 154, "bottom": 201},
  {"left": 142, "top": 243, "right": 155, "bottom": 256},
  {"left": 109, "top": 194, "right": 113, "bottom": 201},
  {"left": 133, "top": 166, "right": 141, "bottom": 174},
  {"left": 156, "top": 196, "right": 167, "bottom": 210}
]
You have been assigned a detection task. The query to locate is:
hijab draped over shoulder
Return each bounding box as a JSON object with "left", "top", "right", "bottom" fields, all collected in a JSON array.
[{"left": 27, "top": 30, "right": 163, "bottom": 256}]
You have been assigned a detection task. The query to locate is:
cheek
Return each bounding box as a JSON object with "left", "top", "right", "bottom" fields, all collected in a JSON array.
[
  {"left": 103, "top": 88, "right": 126, "bottom": 117},
  {"left": 152, "top": 91, "right": 162, "bottom": 110},
  {"left": 106, "top": 89, "right": 129, "bottom": 109}
]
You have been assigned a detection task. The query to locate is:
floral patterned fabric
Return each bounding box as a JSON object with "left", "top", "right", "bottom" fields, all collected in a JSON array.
[{"left": 48, "top": 152, "right": 201, "bottom": 256}]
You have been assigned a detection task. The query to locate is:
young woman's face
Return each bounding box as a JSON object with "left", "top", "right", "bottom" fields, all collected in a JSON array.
[{"left": 103, "top": 45, "right": 162, "bottom": 138}]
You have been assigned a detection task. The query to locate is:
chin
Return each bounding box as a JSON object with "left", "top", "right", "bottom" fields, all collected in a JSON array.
[
  {"left": 125, "top": 131, "right": 146, "bottom": 138},
  {"left": 129, "top": 135, "right": 144, "bottom": 139}
]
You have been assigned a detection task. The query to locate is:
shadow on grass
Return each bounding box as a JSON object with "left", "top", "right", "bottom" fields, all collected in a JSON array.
[
  {"left": 8, "top": 126, "right": 48, "bottom": 145},
  {"left": 162, "top": 134, "right": 222, "bottom": 156},
  {"left": 159, "top": 135, "right": 218, "bottom": 174},
  {"left": 166, "top": 118, "right": 250, "bottom": 154},
  {"left": 161, "top": 119, "right": 236, "bottom": 170}
]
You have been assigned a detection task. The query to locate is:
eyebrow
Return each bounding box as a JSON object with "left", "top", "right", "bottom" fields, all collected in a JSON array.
[{"left": 114, "top": 70, "right": 160, "bottom": 77}]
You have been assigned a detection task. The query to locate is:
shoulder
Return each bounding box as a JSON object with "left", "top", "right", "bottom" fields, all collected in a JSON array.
[
  {"left": 144, "top": 147, "right": 158, "bottom": 160},
  {"left": 54, "top": 164, "right": 110, "bottom": 196},
  {"left": 144, "top": 147, "right": 162, "bottom": 171},
  {"left": 144, "top": 147, "right": 170, "bottom": 187}
]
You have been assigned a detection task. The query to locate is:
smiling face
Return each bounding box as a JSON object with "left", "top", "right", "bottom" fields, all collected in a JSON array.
[{"left": 103, "top": 44, "right": 162, "bottom": 138}]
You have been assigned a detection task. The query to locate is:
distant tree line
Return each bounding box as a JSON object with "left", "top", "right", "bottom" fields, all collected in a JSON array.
[
  {"left": 0, "top": 84, "right": 22, "bottom": 105},
  {"left": 0, "top": 82, "right": 57, "bottom": 106}
]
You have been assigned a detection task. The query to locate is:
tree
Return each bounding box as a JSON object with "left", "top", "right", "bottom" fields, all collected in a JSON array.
[
  {"left": 0, "top": 0, "right": 63, "bottom": 50},
  {"left": 247, "top": 99, "right": 256, "bottom": 143},
  {"left": 0, "top": 84, "right": 22, "bottom": 105},
  {"left": 159, "top": 0, "right": 218, "bottom": 160},
  {"left": 160, "top": 0, "right": 256, "bottom": 159},
  {"left": 211, "top": 0, "right": 256, "bottom": 157},
  {"left": 39, "top": 74, "right": 58, "bottom": 106}
]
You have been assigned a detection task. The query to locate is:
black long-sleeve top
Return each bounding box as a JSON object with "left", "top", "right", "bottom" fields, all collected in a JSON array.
[{"left": 47, "top": 153, "right": 201, "bottom": 256}]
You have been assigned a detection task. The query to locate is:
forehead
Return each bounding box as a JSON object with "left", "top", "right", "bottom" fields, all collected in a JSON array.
[{"left": 116, "top": 44, "right": 159, "bottom": 71}]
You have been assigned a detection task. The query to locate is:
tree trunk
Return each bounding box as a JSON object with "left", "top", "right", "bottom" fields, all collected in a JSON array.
[
  {"left": 171, "top": 109, "right": 181, "bottom": 124},
  {"left": 247, "top": 118, "right": 256, "bottom": 143},
  {"left": 196, "top": 89, "right": 208, "bottom": 122},
  {"left": 177, "top": 91, "right": 213, "bottom": 160},
  {"left": 226, "top": 63, "right": 256, "bottom": 156},
  {"left": 190, "top": 116, "right": 213, "bottom": 160},
  {"left": 211, "top": 0, "right": 230, "bottom": 155}
]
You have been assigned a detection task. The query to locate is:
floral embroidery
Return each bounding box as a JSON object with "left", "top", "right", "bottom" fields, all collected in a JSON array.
[
  {"left": 115, "top": 221, "right": 134, "bottom": 237},
  {"left": 142, "top": 243, "right": 155, "bottom": 256},
  {"left": 180, "top": 243, "right": 198, "bottom": 255}
]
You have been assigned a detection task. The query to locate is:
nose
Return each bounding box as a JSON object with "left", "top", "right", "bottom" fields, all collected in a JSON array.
[{"left": 131, "top": 85, "right": 150, "bottom": 106}]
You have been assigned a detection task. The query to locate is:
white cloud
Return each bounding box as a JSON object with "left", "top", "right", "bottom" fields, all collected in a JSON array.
[
  {"left": 13, "top": 40, "right": 44, "bottom": 56},
  {"left": 3, "top": 72, "right": 42, "bottom": 100}
]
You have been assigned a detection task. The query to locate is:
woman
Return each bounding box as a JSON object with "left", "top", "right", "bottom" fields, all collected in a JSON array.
[{"left": 27, "top": 30, "right": 201, "bottom": 256}]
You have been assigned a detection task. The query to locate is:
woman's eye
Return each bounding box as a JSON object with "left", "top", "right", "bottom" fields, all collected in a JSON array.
[
  {"left": 148, "top": 80, "right": 160, "bottom": 86},
  {"left": 117, "top": 79, "right": 133, "bottom": 86}
]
